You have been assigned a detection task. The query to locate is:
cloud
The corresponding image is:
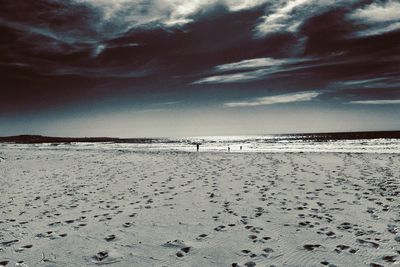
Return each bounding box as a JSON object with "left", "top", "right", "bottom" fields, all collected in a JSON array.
[
  {"left": 355, "top": 22, "right": 400, "bottom": 37},
  {"left": 193, "top": 69, "right": 267, "bottom": 84},
  {"left": 92, "top": 42, "right": 140, "bottom": 57},
  {"left": 349, "top": 100, "right": 400, "bottom": 105},
  {"left": 192, "top": 56, "right": 327, "bottom": 84},
  {"left": 0, "top": 0, "right": 269, "bottom": 48},
  {"left": 256, "top": 0, "right": 311, "bottom": 35},
  {"left": 215, "top": 57, "right": 290, "bottom": 71},
  {"left": 224, "top": 91, "right": 320, "bottom": 107},
  {"left": 226, "top": 0, "right": 269, "bottom": 11},
  {"left": 194, "top": 56, "right": 315, "bottom": 84},
  {"left": 349, "top": 1, "right": 400, "bottom": 36},
  {"left": 336, "top": 77, "right": 387, "bottom": 87},
  {"left": 72, "top": 0, "right": 269, "bottom": 31},
  {"left": 351, "top": 1, "right": 400, "bottom": 23},
  {"left": 254, "top": 0, "right": 354, "bottom": 36},
  {"left": 333, "top": 77, "right": 400, "bottom": 89}
]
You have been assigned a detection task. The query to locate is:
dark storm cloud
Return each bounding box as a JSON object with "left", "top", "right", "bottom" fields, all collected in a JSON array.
[{"left": 1, "top": 0, "right": 399, "bottom": 114}]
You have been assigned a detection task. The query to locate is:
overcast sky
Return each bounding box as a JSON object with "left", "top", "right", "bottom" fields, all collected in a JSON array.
[{"left": 1, "top": 0, "right": 399, "bottom": 137}]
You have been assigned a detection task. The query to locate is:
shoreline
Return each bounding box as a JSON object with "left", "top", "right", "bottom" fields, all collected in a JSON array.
[{"left": 1, "top": 144, "right": 399, "bottom": 155}]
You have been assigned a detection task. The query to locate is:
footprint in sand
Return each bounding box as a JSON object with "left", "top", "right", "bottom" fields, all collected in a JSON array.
[
  {"left": 196, "top": 233, "right": 208, "bottom": 240},
  {"left": 356, "top": 239, "right": 379, "bottom": 248},
  {"left": 87, "top": 250, "right": 122, "bottom": 265},
  {"left": 214, "top": 225, "right": 226, "bottom": 232},
  {"left": 382, "top": 255, "right": 398, "bottom": 263},
  {"left": 15, "top": 244, "right": 33, "bottom": 252},
  {"left": 161, "top": 240, "right": 192, "bottom": 258},
  {"left": 122, "top": 222, "right": 132, "bottom": 228},
  {"left": 105, "top": 234, "right": 116, "bottom": 242},
  {"left": 303, "top": 244, "right": 321, "bottom": 251},
  {"left": 176, "top": 247, "right": 191, "bottom": 257},
  {"left": 1, "top": 240, "right": 19, "bottom": 247}
]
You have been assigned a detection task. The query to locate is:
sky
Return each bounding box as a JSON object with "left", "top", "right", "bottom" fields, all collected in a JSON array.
[{"left": 1, "top": 0, "right": 399, "bottom": 137}]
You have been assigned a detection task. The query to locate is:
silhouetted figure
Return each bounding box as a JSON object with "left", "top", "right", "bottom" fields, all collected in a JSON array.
[
  {"left": 228, "top": 146, "right": 230, "bottom": 152},
  {"left": 196, "top": 143, "right": 199, "bottom": 152},
  {"left": 240, "top": 146, "right": 242, "bottom": 150}
]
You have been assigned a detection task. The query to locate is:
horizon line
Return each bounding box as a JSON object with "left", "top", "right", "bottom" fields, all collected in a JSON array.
[{"left": 1, "top": 129, "right": 400, "bottom": 140}]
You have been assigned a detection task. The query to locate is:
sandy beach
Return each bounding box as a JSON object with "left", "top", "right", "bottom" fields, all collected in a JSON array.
[{"left": 0, "top": 147, "right": 399, "bottom": 267}]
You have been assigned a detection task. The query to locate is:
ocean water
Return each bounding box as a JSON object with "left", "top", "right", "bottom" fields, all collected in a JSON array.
[{"left": 2, "top": 133, "right": 400, "bottom": 153}]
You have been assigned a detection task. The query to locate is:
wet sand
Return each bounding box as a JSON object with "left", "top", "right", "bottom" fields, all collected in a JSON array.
[{"left": 0, "top": 148, "right": 399, "bottom": 266}]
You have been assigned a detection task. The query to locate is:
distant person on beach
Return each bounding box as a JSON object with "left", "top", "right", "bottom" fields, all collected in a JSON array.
[
  {"left": 196, "top": 143, "right": 199, "bottom": 152},
  {"left": 228, "top": 146, "right": 230, "bottom": 152},
  {"left": 240, "top": 146, "right": 242, "bottom": 150}
]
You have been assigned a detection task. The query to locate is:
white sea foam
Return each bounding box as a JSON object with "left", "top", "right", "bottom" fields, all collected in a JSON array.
[{"left": 1, "top": 136, "right": 399, "bottom": 153}]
